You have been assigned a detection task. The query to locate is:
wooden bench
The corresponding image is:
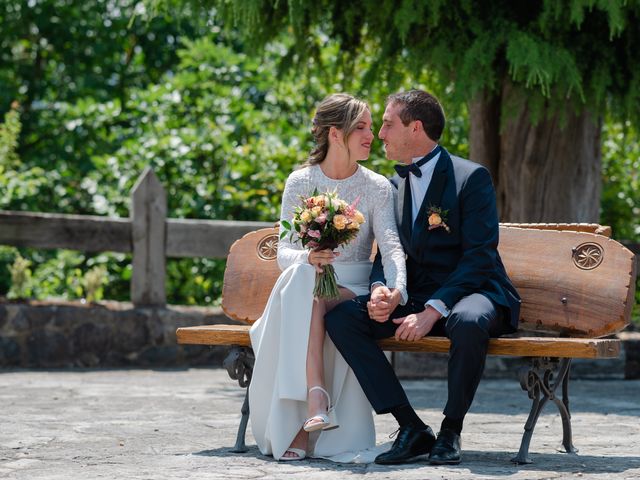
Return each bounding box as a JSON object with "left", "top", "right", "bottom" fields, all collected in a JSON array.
[{"left": 177, "top": 223, "right": 637, "bottom": 464}]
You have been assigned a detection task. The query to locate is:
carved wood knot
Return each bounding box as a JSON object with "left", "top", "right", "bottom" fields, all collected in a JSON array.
[
  {"left": 257, "top": 234, "right": 279, "bottom": 260},
  {"left": 572, "top": 242, "right": 604, "bottom": 270}
]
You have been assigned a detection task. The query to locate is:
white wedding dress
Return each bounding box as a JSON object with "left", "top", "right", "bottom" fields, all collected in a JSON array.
[{"left": 249, "top": 164, "right": 406, "bottom": 462}]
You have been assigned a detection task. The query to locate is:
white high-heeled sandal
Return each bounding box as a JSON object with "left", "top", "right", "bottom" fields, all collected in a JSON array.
[
  {"left": 303, "top": 386, "right": 339, "bottom": 432},
  {"left": 279, "top": 447, "right": 306, "bottom": 461}
]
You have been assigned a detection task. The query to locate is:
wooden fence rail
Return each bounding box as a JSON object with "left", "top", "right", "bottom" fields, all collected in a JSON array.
[{"left": 0, "top": 168, "right": 271, "bottom": 306}]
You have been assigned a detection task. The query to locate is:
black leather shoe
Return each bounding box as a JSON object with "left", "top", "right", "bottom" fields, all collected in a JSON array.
[
  {"left": 428, "top": 429, "right": 461, "bottom": 465},
  {"left": 374, "top": 424, "right": 436, "bottom": 464}
]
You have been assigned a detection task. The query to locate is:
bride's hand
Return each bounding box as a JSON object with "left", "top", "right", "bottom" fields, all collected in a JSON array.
[{"left": 308, "top": 249, "right": 339, "bottom": 273}]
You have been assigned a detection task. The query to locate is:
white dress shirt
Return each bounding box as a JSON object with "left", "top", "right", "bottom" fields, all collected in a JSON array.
[{"left": 409, "top": 148, "right": 440, "bottom": 225}]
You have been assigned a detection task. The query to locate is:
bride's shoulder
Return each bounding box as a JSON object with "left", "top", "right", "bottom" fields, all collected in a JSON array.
[
  {"left": 285, "top": 164, "right": 313, "bottom": 184},
  {"left": 360, "top": 165, "right": 393, "bottom": 190}
]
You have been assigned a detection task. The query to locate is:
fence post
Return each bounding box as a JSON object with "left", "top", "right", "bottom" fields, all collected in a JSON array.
[{"left": 131, "top": 167, "right": 166, "bottom": 307}]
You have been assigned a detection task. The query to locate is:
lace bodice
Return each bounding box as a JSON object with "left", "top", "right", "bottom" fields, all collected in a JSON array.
[{"left": 277, "top": 164, "right": 407, "bottom": 298}]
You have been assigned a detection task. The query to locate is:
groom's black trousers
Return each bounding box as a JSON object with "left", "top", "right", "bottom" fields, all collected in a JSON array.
[{"left": 325, "top": 293, "right": 509, "bottom": 421}]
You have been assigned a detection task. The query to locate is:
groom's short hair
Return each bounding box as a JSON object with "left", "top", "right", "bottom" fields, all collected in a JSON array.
[{"left": 387, "top": 90, "right": 445, "bottom": 142}]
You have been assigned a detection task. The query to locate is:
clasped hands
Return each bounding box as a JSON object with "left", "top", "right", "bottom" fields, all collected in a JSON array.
[{"left": 368, "top": 285, "right": 441, "bottom": 342}]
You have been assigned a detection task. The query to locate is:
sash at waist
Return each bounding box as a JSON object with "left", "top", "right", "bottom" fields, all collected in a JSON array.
[{"left": 333, "top": 261, "right": 372, "bottom": 297}]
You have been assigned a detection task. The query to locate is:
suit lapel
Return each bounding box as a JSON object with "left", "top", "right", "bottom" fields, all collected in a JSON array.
[
  {"left": 398, "top": 177, "right": 413, "bottom": 249},
  {"left": 395, "top": 175, "right": 405, "bottom": 221}
]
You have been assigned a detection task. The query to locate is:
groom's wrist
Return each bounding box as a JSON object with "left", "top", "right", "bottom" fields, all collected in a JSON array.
[{"left": 425, "top": 299, "right": 450, "bottom": 318}]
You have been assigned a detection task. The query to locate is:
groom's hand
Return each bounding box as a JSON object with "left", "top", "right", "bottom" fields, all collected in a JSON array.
[
  {"left": 393, "top": 306, "right": 441, "bottom": 341},
  {"left": 367, "top": 286, "right": 401, "bottom": 323}
]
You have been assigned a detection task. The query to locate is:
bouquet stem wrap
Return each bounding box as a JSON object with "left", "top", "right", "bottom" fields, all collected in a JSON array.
[{"left": 314, "top": 264, "right": 340, "bottom": 299}]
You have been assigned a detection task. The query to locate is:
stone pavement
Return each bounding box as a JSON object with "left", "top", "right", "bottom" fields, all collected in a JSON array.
[{"left": 1, "top": 368, "right": 639, "bottom": 480}]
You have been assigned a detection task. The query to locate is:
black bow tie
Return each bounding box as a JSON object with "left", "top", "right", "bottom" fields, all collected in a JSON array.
[{"left": 394, "top": 146, "right": 441, "bottom": 178}]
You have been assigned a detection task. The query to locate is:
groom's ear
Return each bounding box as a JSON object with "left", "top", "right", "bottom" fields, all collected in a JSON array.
[{"left": 412, "top": 120, "right": 424, "bottom": 134}]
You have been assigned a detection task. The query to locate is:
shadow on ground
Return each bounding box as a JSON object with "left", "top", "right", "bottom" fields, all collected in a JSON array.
[{"left": 188, "top": 446, "right": 640, "bottom": 476}]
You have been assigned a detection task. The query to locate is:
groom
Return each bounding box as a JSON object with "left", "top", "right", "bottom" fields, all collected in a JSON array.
[{"left": 325, "top": 89, "right": 521, "bottom": 465}]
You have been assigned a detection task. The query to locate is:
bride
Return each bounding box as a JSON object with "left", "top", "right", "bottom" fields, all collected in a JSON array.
[{"left": 249, "top": 93, "right": 407, "bottom": 462}]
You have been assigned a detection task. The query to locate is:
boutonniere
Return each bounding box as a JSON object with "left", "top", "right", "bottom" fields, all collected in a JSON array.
[{"left": 427, "top": 206, "right": 451, "bottom": 233}]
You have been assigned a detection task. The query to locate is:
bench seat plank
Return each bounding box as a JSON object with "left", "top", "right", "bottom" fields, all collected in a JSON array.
[{"left": 176, "top": 325, "right": 620, "bottom": 359}]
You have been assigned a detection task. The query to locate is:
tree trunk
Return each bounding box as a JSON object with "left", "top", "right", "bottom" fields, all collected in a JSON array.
[
  {"left": 469, "top": 89, "right": 501, "bottom": 183},
  {"left": 468, "top": 83, "right": 602, "bottom": 223}
]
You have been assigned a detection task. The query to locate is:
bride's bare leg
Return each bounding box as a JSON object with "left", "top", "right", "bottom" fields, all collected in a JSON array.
[
  {"left": 305, "top": 287, "right": 356, "bottom": 427},
  {"left": 284, "top": 288, "right": 356, "bottom": 456}
]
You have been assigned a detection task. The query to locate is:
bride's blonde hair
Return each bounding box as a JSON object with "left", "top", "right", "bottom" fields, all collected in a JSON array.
[{"left": 307, "top": 93, "right": 368, "bottom": 166}]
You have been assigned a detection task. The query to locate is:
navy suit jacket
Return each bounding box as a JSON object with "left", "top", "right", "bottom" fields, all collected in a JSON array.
[{"left": 370, "top": 147, "right": 521, "bottom": 330}]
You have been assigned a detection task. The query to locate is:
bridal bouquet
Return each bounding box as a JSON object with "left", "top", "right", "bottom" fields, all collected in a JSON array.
[{"left": 280, "top": 189, "right": 365, "bottom": 299}]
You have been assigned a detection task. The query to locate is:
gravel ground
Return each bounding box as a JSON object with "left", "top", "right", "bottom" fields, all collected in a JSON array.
[{"left": 1, "top": 368, "right": 639, "bottom": 479}]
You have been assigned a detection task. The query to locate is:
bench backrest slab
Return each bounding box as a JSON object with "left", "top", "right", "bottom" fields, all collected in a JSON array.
[{"left": 221, "top": 225, "right": 636, "bottom": 337}]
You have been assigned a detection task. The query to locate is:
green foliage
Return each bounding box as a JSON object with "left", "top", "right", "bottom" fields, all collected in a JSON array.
[
  {"left": 185, "top": 0, "right": 640, "bottom": 123},
  {"left": 0, "top": 248, "right": 132, "bottom": 302},
  {"left": 73, "top": 35, "right": 317, "bottom": 222},
  {"left": 0, "top": 0, "right": 208, "bottom": 213},
  {"left": 0, "top": 246, "right": 18, "bottom": 294},
  {"left": 601, "top": 120, "right": 640, "bottom": 242},
  {"left": 0, "top": 103, "right": 21, "bottom": 165},
  {"left": 7, "top": 254, "right": 32, "bottom": 299},
  {"left": 506, "top": 33, "right": 583, "bottom": 100},
  {"left": 82, "top": 265, "right": 108, "bottom": 302},
  {"left": 601, "top": 118, "right": 640, "bottom": 325},
  {"left": 0, "top": 106, "right": 48, "bottom": 209},
  {"left": 165, "top": 257, "right": 225, "bottom": 305},
  {"left": 0, "top": 1, "right": 234, "bottom": 304}
]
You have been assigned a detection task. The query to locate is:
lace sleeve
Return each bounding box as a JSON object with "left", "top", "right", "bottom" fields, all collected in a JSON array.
[
  {"left": 371, "top": 178, "right": 407, "bottom": 301},
  {"left": 277, "top": 170, "right": 310, "bottom": 270}
]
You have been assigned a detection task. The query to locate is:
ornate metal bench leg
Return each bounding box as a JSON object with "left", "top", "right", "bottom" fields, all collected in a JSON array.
[
  {"left": 511, "top": 357, "right": 576, "bottom": 464},
  {"left": 512, "top": 360, "right": 548, "bottom": 464},
  {"left": 222, "top": 346, "right": 255, "bottom": 453},
  {"left": 230, "top": 388, "right": 250, "bottom": 453},
  {"left": 555, "top": 358, "right": 577, "bottom": 454}
]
